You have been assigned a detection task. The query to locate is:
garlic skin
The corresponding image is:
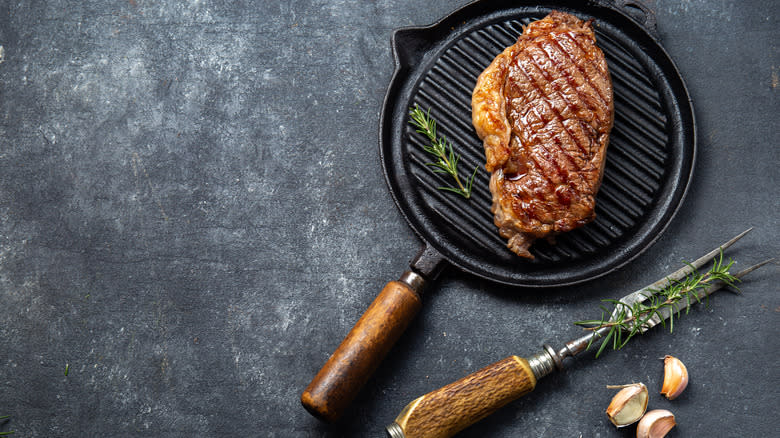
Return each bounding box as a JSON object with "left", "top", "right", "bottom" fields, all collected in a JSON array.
[
  {"left": 661, "top": 355, "right": 688, "bottom": 400},
  {"left": 636, "top": 409, "right": 676, "bottom": 438},
  {"left": 605, "top": 383, "right": 648, "bottom": 428}
]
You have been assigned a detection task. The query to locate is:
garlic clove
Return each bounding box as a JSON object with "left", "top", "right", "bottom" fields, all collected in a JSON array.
[
  {"left": 661, "top": 355, "right": 689, "bottom": 400},
  {"left": 605, "top": 383, "right": 648, "bottom": 427},
  {"left": 636, "top": 409, "right": 676, "bottom": 438}
]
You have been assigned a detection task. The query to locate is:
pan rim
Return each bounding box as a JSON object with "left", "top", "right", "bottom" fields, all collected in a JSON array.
[{"left": 378, "top": 0, "right": 696, "bottom": 288}]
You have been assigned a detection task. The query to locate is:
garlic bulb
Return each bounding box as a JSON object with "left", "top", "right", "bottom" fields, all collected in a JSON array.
[
  {"left": 605, "top": 383, "right": 648, "bottom": 427},
  {"left": 636, "top": 409, "right": 676, "bottom": 438},
  {"left": 661, "top": 355, "right": 688, "bottom": 400}
]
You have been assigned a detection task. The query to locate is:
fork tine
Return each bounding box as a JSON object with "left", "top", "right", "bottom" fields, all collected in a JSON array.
[
  {"left": 566, "top": 233, "right": 762, "bottom": 360},
  {"left": 646, "top": 227, "right": 753, "bottom": 289},
  {"left": 640, "top": 236, "right": 760, "bottom": 333},
  {"left": 611, "top": 228, "right": 754, "bottom": 319},
  {"left": 642, "top": 258, "right": 774, "bottom": 331},
  {"left": 733, "top": 258, "right": 775, "bottom": 279}
]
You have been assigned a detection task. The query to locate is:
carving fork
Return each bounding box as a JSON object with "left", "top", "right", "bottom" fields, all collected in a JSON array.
[{"left": 387, "top": 228, "right": 772, "bottom": 438}]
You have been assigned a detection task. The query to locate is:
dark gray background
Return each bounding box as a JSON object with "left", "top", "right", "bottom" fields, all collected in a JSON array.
[{"left": 0, "top": 0, "right": 777, "bottom": 436}]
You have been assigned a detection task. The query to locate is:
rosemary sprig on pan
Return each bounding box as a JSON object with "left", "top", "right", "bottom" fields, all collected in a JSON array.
[
  {"left": 575, "top": 252, "right": 739, "bottom": 358},
  {"left": 408, "top": 105, "right": 479, "bottom": 199}
]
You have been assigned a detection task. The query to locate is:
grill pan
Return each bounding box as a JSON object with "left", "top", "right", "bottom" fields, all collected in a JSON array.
[{"left": 302, "top": 0, "right": 695, "bottom": 423}]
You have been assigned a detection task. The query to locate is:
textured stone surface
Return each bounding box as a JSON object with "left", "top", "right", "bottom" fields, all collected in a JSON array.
[{"left": 0, "top": 0, "right": 777, "bottom": 436}]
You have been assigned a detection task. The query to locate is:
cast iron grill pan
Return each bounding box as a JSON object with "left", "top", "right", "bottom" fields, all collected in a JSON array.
[
  {"left": 302, "top": 0, "right": 695, "bottom": 423},
  {"left": 386, "top": 3, "right": 695, "bottom": 286}
]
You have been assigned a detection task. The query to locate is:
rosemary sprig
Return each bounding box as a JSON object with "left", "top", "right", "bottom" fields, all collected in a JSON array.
[
  {"left": 408, "top": 105, "right": 479, "bottom": 199},
  {"left": 575, "top": 252, "right": 740, "bottom": 357},
  {"left": 0, "top": 415, "right": 13, "bottom": 436}
]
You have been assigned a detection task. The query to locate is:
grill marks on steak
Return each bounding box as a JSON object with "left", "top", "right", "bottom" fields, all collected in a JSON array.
[{"left": 472, "top": 11, "right": 614, "bottom": 258}]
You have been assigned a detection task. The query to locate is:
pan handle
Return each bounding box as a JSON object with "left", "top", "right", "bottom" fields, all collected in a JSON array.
[
  {"left": 301, "top": 244, "right": 447, "bottom": 423},
  {"left": 606, "top": 0, "right": 660, "bottom": 39}
]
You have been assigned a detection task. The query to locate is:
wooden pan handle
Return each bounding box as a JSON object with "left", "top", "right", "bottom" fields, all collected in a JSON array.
[
  {"left": 301, "top": 279, "right": 423, "bottom": 423},
  {"left": 387, "top": 356, "right": 537, "bottom": 438}
]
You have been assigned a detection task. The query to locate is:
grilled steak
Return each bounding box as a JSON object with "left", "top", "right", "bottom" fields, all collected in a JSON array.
[{"left": 472, "top": 11, "right": 614, "bottom": 258}]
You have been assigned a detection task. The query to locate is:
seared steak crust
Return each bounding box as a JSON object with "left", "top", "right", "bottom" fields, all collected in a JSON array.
[{"left": 472, "top": 11, "right": 614, "bottom": 258}]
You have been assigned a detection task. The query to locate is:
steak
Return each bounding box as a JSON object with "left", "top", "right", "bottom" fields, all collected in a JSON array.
[{"left": 472, "top": 11, "right": 614, "bottom": 258}]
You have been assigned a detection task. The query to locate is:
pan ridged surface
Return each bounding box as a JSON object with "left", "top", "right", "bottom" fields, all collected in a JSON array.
[
  {"left": 472, "top": 11, "right": 614, "bottom": 258},
  {"left": 405, "top": 10, "right": 673, "bottom": 267}
]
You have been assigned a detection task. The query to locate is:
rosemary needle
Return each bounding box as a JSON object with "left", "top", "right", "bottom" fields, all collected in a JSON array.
[{"left": 408, "top": 105, "right": 479, "bottom": 199}]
